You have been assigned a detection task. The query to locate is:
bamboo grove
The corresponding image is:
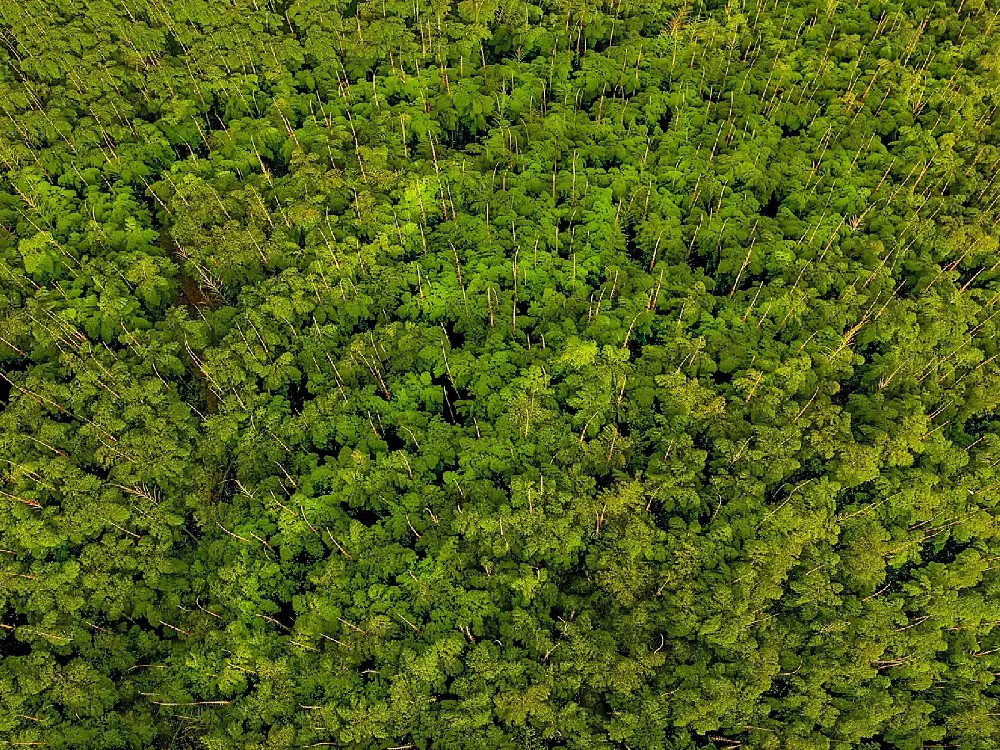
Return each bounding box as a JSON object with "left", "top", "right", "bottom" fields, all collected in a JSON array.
[{"left": 2, "top": 0, "right": 1000, "bottom": 747}]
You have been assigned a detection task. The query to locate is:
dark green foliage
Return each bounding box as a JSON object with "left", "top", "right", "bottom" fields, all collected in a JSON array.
[{"left": 2, "top": 0, "right": 1000, "bottom": 747}]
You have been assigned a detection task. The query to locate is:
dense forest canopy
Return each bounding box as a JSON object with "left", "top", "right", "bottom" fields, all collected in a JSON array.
[{"left": 2, "top": 0, "right": 1000, "bottom": 747}]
